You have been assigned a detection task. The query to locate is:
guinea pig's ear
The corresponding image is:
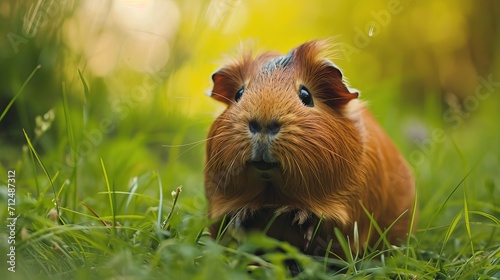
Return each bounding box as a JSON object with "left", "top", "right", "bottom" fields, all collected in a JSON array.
[
  {"left": 210, "top": 69, "right": 239, "bottom": 105},
  {"left": 320, "top": 61, "right": 359, "bottom": 107},
  {"left": 210, "top": 51, "right": 253, "bottom": 105},
  {"left": 294, "top": 40, "right": 358, "bottom": 107}
]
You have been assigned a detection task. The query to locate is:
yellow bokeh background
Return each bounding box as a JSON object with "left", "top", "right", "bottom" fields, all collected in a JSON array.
[{"left": 50, "top": 0, "right": 498, "bottom": 119}]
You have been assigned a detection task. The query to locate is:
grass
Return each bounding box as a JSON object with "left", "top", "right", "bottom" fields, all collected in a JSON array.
[
  {"left": 1, "top": 1, "right": 499, "bottom": 279},
  {"left": 1, "top": 62, "right": 499, "bottom": 280}
]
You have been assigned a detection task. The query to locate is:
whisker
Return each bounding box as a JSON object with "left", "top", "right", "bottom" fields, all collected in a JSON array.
[
  {"left": 290, "top": 156, "right": 313, "bottom": 202},
  {"left": 216, "top": 148, "right": 246, "bottom": 197},
  {"left": 313, "top": 141, "right": 365, "bottom": 175},
  {"left": 282, "top": 154, "right": 293, "bottom": 187},
  {"left": 205, "top": 142, "right": 248, "bottom": 200},
  {"left": 202, "top": 132, "right": 245, "bottom": 173},
  {"left": 165, "top": 132, "right": 237, "bottom": 162},
  {"left": 204, "top": 142, "right": 230, "bottom": 174},
  {"left": 206, "top": 146, "right": 230, "bottom": 199},
  {"left": 306, "top": 153, "right": 328, "bottom": 196},
  {"left": 162, "top": 131, "right": 232, "bottom": 148},
  {"left": 211, "top": 92, "right": 237, "bottom": 105},
  {"left": 162, "top": 142, "right": 205, "bottom": 148}
]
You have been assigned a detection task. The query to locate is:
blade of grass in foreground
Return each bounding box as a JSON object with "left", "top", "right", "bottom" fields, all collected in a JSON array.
[
  {"left": 417, "top": 169, "right": 473, "bottom": 248},
  {"left": 27, "top": 143, "right": 40, "bottom": 197},
  {"left": 162, "top": 185, "right": 182, "bottom": 231},
  {"left": 323, "top": 239, "right": 334, "bottom": 273},
  {"left": 333, "top": 227, "right": 356, "bottom": 274},
  {"left": 124, "top": 177, "right": 139, "bottom": 228},
  {"left": 77, "top": 68, "right": 90, "bottom": 126},
  {"left": 62, "top": 82, "right": 79, "bottom": 218},
  {"left": 23, "top": 129, "right": 60, "bottom": 212},
  {"left": 463, "top": 191, "right": 474, "bottom": 255},
  {"left": 0, "top": 64, "right": 41, "bottom": 122},
  {"left": 405, "top": 189, "right": 419, "bottom": 270},
  {"left": 438, "top": 209, "right": 463, "bottom": 263},
  {"left": 100, "top": 158, "right": 116, "bottom": 236},
  {"left": 157, "top": 172, "right": 164, "bottom": 229},
  {"left": 469, "top": 211, "right": 500, "bottom": 226},
  {"left": 305, "top": 215, "right": 323, "bottom": 255},
  {"left": 359, "top": 202, "right": 396, "bottom": 251}
]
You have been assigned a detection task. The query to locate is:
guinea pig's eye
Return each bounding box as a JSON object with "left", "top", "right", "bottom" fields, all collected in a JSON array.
[
  {"left": 298, "top": 85, "right": 314, "bottom": 107},
  {"left": 235, "top": 86, "right": 244, "bottom": 102}
]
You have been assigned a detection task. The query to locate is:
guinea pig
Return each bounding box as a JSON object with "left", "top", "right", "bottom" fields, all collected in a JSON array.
[{"left": 204, "top": 39, "right": 416, "bottom": 258}]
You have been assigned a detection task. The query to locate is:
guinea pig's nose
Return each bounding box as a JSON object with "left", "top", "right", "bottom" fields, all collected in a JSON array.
[
  {"left": 249, "top": 119, "right": 281, "bottom": 135},
  {"left": 267, "top": 120, "right": 281, "bottom": 135}
]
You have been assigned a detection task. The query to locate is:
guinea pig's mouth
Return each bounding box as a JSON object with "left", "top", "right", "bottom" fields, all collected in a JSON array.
[{"left": 248, "top": 160, "right": 280, "bottom": 171}]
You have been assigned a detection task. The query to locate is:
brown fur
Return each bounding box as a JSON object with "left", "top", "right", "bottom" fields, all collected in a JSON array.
[{"left": 204, "top": 40, "right": 416, "bottom": 257}]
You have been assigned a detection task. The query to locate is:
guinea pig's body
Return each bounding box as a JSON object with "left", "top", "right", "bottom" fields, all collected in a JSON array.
[{"left": 204, "top": 40, "right": 416, "bottom": 257}]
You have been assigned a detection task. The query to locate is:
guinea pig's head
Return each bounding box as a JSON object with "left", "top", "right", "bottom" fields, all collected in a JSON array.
[{"left": 205, "top": 40, "right": 365, "bottom": 219}]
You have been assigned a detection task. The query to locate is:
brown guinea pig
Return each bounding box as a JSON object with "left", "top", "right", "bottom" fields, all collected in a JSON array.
[{"left": 204, "top": 39, "right": 416, "bottom": 258}]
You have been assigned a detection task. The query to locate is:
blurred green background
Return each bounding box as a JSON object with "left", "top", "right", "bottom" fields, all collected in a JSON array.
[
  {"left": 1, "top": 0, "right": 499, "bottom": 277},
  {"left": 2, "top": 0, "right": 499, "bottom": 148}
]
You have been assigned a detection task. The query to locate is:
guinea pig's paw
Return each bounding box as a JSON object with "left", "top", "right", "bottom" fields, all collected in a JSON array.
[
  {"left": 292, "top": 210, "right": 312, "bottom": 225},
  {"left": 303, "top": 224, "right": 315, "bottom": 252},
  {"left": 275, "top": 207, "right": 312, "bottom": 225}
]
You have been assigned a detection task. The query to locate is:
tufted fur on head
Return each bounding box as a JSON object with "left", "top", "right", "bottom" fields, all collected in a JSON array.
[{"left": 204, "top": 39, "right": 416, "bottom": 257}]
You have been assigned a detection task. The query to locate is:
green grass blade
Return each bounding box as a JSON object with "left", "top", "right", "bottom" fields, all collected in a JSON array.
[
  {"left": 214, "top": 210, "right": 246, "bottom": 243},
  {"left": 26, "top": 144, "right": 40, "bottom": 197},
  {"left": 162, "top": 185, "right": 182, "bottom": 231},
  {"left": 418, "top": 169, "right": 473, "bottom": 248},
  {"left": 0, "top": 64, "right": 41, "bottom": 123},
  {"left": 405, "top": 189, "right": 419, "bottom": 270},
  {"left": 333, "top": 227, "right": 356, "bottom": 274},
  {"left": 100, "top": 158, "right": 115, "bottom": 236},
  {"left": 463, "top": 191, "right": 474, "bottom": 254},
  {"left": 450, "top": 137, "right": 467, "bottom": 169},
  {"left": 306, "top": 215, "right": 324, "bottom": 255},
  {"left": 62, "top": 82, "right": 78, "bottom": 215},
  {"left": 215, "top": 214, "right": 228, "bottom": 243},
  {"left": 97, "top": 190, "right": 159, "bottom": 202},
  {"left": 77, "top": 68, "right": 90, "bottom": 101},
  {"left": 323, "top": 239, "right": 334, "bottom": 273},
  {"left": 61, "top": 82, "right": 74, "bottom": 153},
  {"left": 23, "top": 129, "right": 59, "bottom": 212},
  {"left": 262, "top": 212, "right": 279, "bottom": 235},
  {"left": 77, "top": 68, "right": 90, "bottom": 126},
  {"left": 469, "top": 211, "right": 500, "bottom": 226},
  {"left": 359, "top": 201, "right": 393, "bottom": 251},
  {"left": 195, "top": 228, "right": 205, "bottom": 245},
  {"left": 157, "top": 172, "right": 164, "bottom": 229},
  {"left": 353, "top": 221, "right": 360, "bottom": 259},
  {"left": 124, "top": 177, "right": 139, "bottom": 227},
  {"left": 439, "top": 209, "right": 463, "bottom": 259}
]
